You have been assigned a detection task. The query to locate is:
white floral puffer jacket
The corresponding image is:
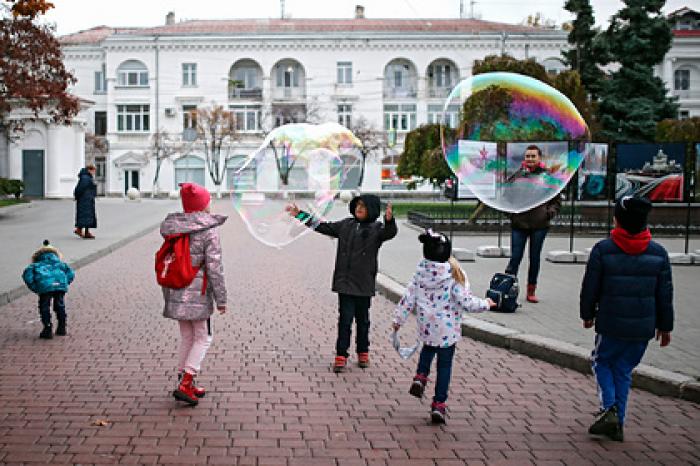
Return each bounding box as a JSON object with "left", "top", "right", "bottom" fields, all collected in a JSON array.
[{"left": 394, "top": 259, "right": 490, "bottom": 347}]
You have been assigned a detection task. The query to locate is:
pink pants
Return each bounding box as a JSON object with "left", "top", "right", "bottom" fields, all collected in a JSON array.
[{"left": 177, "top": 319, "right": 212, "bottom": 375}]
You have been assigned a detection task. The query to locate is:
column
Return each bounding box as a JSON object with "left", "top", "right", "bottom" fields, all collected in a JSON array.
[{"left": 45, "top": 126, "right": 62, "bottom": 198}]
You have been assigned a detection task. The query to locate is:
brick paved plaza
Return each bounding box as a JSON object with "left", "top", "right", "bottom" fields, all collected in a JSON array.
[{"left": 1, "top": 201, "right": 699, "bottom": 465}]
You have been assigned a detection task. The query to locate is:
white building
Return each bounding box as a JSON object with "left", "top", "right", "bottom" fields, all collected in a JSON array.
[
  {"left": 0, "top": 100, "right": 91, "bottom": 198},
  {"left": 52, "top": 8, "right": 568, "bottom": 197},
  {"left": 662, "top": 7, "right": 700, "bottom": 119}
]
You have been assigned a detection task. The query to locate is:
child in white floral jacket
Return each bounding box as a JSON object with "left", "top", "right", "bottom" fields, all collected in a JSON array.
[{"left": 393, "top": 229, "right": 494, "bottom": 424}]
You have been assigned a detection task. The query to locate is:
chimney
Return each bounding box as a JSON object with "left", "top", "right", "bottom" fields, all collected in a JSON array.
[
  {"left": 166, "top": 11, "right": 175, "bottom": 25},
  {"left": 355, "top": 5, "right": 365, "bottom": 19}
]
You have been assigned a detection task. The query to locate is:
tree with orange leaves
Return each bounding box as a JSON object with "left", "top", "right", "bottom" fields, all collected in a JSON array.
[{"left": 1, "top": 0, "right": 79, "bottom": 135}]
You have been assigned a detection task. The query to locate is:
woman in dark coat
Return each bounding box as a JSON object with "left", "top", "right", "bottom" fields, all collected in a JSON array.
[
  {"left": 505, "top": 145, "right": 561, "bottom": 303},
  {"left": 73, "top": 165, "right": 97, "bottom": 239}
]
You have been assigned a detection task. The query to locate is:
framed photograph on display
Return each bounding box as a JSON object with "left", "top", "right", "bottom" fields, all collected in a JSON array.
[
  {"left": 615, "top": 143, "right": 686, "bottom": 202},
  {"left": 453, "top": 140, "right": 498, "bottom": 199},
  {"left": 578, "top": 143, "right": 608, "bottom": 201},
  {"left": 695, "top": 143, "right": 700, "bottom": 200}
]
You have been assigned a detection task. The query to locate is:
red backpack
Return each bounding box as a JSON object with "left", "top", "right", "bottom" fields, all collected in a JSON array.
[{"left": 155, "top": 234, "right": 206, "bottom": 293}]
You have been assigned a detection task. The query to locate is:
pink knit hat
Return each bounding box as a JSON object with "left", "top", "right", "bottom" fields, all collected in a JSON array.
[{"left": 180, "top": 183, "right": 211, "bottom": 213}]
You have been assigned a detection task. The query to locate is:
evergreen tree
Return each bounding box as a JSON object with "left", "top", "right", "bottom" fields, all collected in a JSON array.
[
  {"left": 562, "top": 0, "right": 605, "bottom": 99},
  {"left": 597, "top": 0, "right": 678, "bottom": 142}
]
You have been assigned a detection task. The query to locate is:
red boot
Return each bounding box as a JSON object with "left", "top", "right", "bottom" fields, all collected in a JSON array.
[
  {"left": 526, "top": 284, "right": 539, "bottom": 303},
  {"left": 173, "top": 372, "right": 199, "bottom": 406},
  {"left": 179, "top": 372, "right": 205, "bottom": 398}
]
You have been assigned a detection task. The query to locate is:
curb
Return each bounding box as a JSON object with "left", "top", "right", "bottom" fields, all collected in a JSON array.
[
  {"left": 0, "top": 223, "right": 160, "bottom": 307},
  {"left": 376, "top": 273, "right": 700, "bottom": 404}
]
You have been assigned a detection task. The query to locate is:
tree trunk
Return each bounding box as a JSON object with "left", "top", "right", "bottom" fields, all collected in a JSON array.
[{"left": 215, "top": 182, "right": 222, "bottom": 199}]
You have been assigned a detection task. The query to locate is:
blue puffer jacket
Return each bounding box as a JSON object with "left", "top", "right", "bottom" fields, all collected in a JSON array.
[
  {"left": 580, "top": 238, "right": 674, "bottom": 341},
  {"left": 22, "top": 252, "right": 75, "bottom": 295}
]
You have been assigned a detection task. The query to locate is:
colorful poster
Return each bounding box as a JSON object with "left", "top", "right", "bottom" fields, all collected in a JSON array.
[
  {"left": 578, "top": 143, "right": 608, "bottom": 201},
  {"left": 455, "top": 140, "right": 498, "bottom": 199},
  {"left": 616, "top": 143, "right": 685, "bottom": 202}
]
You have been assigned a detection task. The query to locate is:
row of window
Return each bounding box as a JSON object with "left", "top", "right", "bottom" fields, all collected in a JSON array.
[
  {"left": 95, "top": 60, "right": 457, "bottom": 93},
  {"left": 96, "top": 103, "right": 463, "bottom": 135}
]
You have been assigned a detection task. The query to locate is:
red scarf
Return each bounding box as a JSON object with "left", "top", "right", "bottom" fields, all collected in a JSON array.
[{"left": 611, "top": 228, "right": 651, "bottom": 255}]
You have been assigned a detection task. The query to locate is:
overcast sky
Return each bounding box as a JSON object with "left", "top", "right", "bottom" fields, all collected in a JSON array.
[{"left": 44, "top": 0, "right": 690, "bottom": 36}]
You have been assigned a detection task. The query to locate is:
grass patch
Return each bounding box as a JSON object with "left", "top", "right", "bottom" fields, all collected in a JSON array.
[
  {"left": 0, "top": 198, "right": 29, "bottom": 208},
  {"left": 384, "top": 201, "right": 480, "bottom": 218}
]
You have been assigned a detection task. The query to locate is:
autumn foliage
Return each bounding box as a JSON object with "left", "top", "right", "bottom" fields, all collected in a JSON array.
[{"left": 1, "top": 0, "right": 79, "bottom": 131}]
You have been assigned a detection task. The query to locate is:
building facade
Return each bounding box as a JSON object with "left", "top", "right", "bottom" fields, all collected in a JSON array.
[
  {"left": 56, "top": 12, "right": 568, "bottom": 197},
  {"left": 663, "top": 7, "right": 700, "bottom": 120}
]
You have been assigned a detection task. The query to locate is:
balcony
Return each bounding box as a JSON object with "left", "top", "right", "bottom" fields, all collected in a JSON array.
[
  {"left": 229, "top": 87, "right": 263, "bottom": 101},
  {"left": 271, "top": 87, "right": 306, "bottom": 101},
  {"left": 384, "top": 87, "right": 417, "bottom": 99},
  {"left": 428, "top": 87, "right": 452, "bottom": 99},
  {"left": 672, "top": 89, "right": 700, "bottom": 100}
]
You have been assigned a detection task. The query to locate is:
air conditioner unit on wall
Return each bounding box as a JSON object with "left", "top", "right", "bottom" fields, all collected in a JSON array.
[{"left": 164, "top": 107, "right": 176, "bottom": 117}]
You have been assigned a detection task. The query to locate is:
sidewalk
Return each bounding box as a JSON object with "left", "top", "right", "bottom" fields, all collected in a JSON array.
[
  {"left": 0, "top": 201, "right": 698, "bottom": 465},
  {"left": 0, "top": 198, "right": 179, "bottom": 304},
  {"left": 376, "top": 217, "right": 700, "bottom": 390}
]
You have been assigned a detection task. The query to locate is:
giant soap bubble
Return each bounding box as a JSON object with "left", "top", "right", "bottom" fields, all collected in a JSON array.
[
  {"left": 232, "top": 123, "right": 363, "bottom": 248},
  {"left": 441, "top": 72, "right": 590, "bottom": 213}
]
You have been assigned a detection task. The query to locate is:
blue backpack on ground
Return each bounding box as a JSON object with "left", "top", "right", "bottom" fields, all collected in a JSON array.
[{"left": 486, "top": 273, "right": 520, "bottom": 313}]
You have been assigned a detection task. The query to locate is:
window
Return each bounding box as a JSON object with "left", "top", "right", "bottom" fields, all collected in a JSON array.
[
  {"left": 94, "top": 111, "right": 107, "bottom": 136},
  {"left": 337, "top": 104, "right": 352, "bottom": 128},
  {"left": 384, "top": 60, "right": 417, "bottom": 98},
  {"left": 182, "top": 63, "right": 197, "bottom": 87},
  {"left": 337, "top": 61, "right": 352, "bottom": 85},
  {"left": 174, "top": 156, "right": 206, "bottom": 186},
  {"left": 276, "top": 63, "right": 300, "bottom": 88},
  {"left": 182, "top": 105, "right": 197, "bottom": 132},
  {"left": 116, "top": 105, "right": 150, "bottom": 132},
  {"left": 679, "top": 110, "right": 690, "bottom": 120},
  {"left": 428, "top": 64, "right": 452, "bottom": 89},
  {"left": 675, "top": 69, "right": 690, "bottom": 91},
  {"left": 230, "top": 105, "right": 261, "bottom": 132},
  {"left": 117, "top": 60, "right": 148, "bottom": 87},
  {"left": 427, "top": 104, "right": 460, "bottom": 128},
  {"left": 94, "top": 65, "right": 106, "bottom": 93},
  {"left": 384, "top": 104, "right": 417, "bottom": 132},
  {"left": 226, "top": 156, "right": 256, "bottom": 191}
]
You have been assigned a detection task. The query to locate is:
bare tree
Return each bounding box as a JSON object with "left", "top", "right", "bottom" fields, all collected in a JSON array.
[
  {"left": 84, "top": 131, "right": 108, "bottom": 164},
  {"left": 259, "top": 96, "right": 323, "bottom": 186},
  {"left": 349, "top": 116, "right": 387, "bottom": 187},
  {"left": 148, "top": 129, "right": 180, "bottom": 197},
  {"left": 194, "top": 104, "right": 238, "bottom": 198}
]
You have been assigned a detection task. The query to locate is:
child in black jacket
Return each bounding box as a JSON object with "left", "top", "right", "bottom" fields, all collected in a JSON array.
[
  {"left": 287, "top": 194, "right": 397, "bottom": 372},
  {"left": 580, "top": 196, "right": 673, "bottom": 442}
]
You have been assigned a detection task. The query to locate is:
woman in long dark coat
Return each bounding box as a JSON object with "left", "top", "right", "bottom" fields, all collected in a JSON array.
[{"left": 73, "top": 165, "right": 97, "bottom": 239}]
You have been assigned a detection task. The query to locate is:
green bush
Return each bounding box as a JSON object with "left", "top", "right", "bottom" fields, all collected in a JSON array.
[{"left": 0, "top": 178, "right": 24, "bottom": 199}]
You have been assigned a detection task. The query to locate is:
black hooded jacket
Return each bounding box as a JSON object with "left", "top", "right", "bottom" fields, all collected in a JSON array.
[
  {"left": 73, "top": 168, "right": 97, "bottom": 228},
  {"left": 298, "top": 194, "right": 397, "bottom": 296}
]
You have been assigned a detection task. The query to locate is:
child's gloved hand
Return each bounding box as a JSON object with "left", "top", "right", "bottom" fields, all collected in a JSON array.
[
  {"left": 583, "top": 319, "right": 594, "bottom": 328},
  {"left": 285, "top": 203, "right": 300, "bottom": 217},
  {"left": 217, "top": 305, "right": 226, "bottom": 315}
]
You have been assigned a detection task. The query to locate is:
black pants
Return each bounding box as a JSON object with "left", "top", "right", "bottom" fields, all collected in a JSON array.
[
  {"left": 336, "top": 294, "right": 371, "bottom": 358},
  {"left": 38, "top": 291, "right": 66, "bottom": 327}
]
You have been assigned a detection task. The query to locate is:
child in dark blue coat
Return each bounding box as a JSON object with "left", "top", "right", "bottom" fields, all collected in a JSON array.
[
  {"left": 22, "top": 240, "right": 75, "bottom": 339},
  {"left": 580, "top": 196, "right": 673, "bottom": 442}
]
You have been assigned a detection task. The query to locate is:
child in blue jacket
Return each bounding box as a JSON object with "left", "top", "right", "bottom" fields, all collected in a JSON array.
[
  {"left": 22, "top": 240, "right": 75, "bottom": 339},
  {"left": 580, "top": 196, "right": 673, "bottom": 442}
]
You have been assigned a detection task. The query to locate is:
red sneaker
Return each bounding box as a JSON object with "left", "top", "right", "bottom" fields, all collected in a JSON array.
[
  {"left": 179, "top": 372, "right": 205, "bottom": 398},
  {"left": 333, "top": 356, "right": 347, "bottom": 373},
  {"left": 172, "top": 372, "right": 199, "bottom": 406},
  {"left": 357, "top": 352, "right": 370, "bottom": 368}
]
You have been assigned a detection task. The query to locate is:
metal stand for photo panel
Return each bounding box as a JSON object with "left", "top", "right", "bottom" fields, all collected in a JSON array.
[
  {"left": 476, "top": 142, "right": 510, "bottom": 258},
  {"left": 546, "top": 141, "right": 587, "bottom": 264}
]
